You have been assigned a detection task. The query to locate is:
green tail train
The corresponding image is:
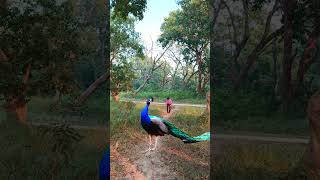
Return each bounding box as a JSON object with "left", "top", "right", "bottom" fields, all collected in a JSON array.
[{"left": 149, "top": 115, "right": 210, "bottom": 143}]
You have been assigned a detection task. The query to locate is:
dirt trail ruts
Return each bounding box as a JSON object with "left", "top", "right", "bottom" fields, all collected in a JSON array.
[
  {"left": 111, "top": 108, "right": 179, "bottom": 179},
  {"left": 111, "top": 145, "right": 147, "bottom": 180},
  {"left": 110, "top": 107, "right": 208, "bottom": 179},
  {"left": 128, "top": 109, "right": 178, "bottom": 179}
]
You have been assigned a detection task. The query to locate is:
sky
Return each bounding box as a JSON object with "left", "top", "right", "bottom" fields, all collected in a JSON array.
[{"left": 135, "top": 0, "right": 180, "bottom": 52}]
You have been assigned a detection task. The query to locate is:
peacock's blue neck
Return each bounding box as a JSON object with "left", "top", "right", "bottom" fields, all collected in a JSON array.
[{"left": 141, "top": 105, "right": 151, "bottom": 125}]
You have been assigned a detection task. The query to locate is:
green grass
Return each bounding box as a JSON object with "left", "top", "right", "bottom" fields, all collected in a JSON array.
[
  {"left": 170, "top": 106, "right": 209, "bottom": 135},
  {"left": 212, "top": 143, "right": 319, "bottom": 180},
  {"left": 110, "top": 100, "right": 161, "bottom": 136},
  {"left": 120, "top": 90, "right": 206, "bottom": 104},
  {"left": 0, "top": 121, "right": 107, "bottom": 179},
  {"left": 110, "top": 100, "right": 210, "bottom": 179},
  {"left": 214, "top": 89, "right": 309, "bottom": 136},
  {"left": 17, "top": 95, "right": 108, "bottom": 125},
  {"left": 215, "top": 117, "right": 309, "bottom": 136},
  {"left": 0, "top": 95, "right": 107, "bottom": 179}
]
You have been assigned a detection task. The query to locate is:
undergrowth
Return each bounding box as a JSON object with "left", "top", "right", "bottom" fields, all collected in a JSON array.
[
  {"left": 0, "top": 120, "right": 106, "bottom": 179},
  {"left": 212, "top": 143, "right": 319, "bottom": 180}
]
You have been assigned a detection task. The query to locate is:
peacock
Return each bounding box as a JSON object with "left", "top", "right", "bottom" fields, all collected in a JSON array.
[
  {"left": 140, "top": 100, "right": 210, "bottom": 152},
  {"left": 99, "top": 146, "right": 110, "bottom": 180}
]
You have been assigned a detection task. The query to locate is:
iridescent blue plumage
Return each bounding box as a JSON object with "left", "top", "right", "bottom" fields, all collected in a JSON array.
[
  {"left": 140, "top": 103, "right": 151, "bottom": 126},
  {"left": 140, "top": 100, "right": 210, "bottom": 145},
  {"left": 99, "top": 146, "right": 110, "bottom": 180}
]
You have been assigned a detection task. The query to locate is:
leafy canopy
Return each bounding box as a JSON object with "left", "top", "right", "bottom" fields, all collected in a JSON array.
[
  {"left": 159, "top": 0, "right": 210, "bottom": 52},
  {"left": 0, "top": 0, "right": 81, "bottom": 99}
]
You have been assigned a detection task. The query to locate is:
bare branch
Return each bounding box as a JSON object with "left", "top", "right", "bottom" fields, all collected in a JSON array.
[
  {"left": 0, "top": 48, "right": 8, "bottom": 61},
  {"left": 261, "top": 0, "right": 280, "bottom": 42}
]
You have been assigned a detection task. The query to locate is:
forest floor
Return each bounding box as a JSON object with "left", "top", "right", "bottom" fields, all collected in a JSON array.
[
  {"left": 109, "top": 101, "right": 308, "bottom": 179},
  {"left": 110, "top": 105, "right": 210, "bottom": 179}
]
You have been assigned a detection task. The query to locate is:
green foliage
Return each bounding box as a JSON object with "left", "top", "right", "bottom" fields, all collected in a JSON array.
[
  {"left": 110, "top": 101, "right": 138, "bottom": 134},
  {"left": 110, "top": 100, "right": 161, "bottom": 135},
  {"left": 0, "top": 0, "right": 81, "bottom": 100},
  {"left": 111, "top": 0, "right": 147, "bottom": 20},
  {"left": 111, "top": 14, "right": 143, "bottom": 58},
  {"left": 159, "top": 0, "right": 209, "bottom": 49},
  {"left": 121, "top": 90, "right": 206, "bottom": 104},
  {"left": 37, "top": 123, "right": 84, "bottom": 165},
  {"left": 111, "top": 59, "right": 136, "bottom": 95},
  {"left": 171, "top": 107, "right": 208, "bottom": 134},
  {"left": 158, "top": 0, "right": 210, "bottom": 93},
  {"left": 213, "top": 88, "right": 308, "bottom": 135},
  {"left": 0, "top": 121, "right": 106, "bottom": 179},
  {"left": 110, "top": 11, "right": 143, "bottom": 95}
]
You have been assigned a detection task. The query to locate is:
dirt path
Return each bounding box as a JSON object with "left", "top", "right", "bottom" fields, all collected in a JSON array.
[
  {"left": 31, "top": 122, "right": 308, "bottom": 144},
  {"left": 111, "top": 144, "right": 147, "bottom": 180},
  {"left": 120, "top": 99, "right": 206, "bottom": 108},
  {"left": 126, "top": 110, "right": 178, "bottom": 179},
  {"left": 110, "top": 109, "right": 179, "bottom": 179},
  {"left": 110, "top": 106, "right": 211, "bottom": 179}
]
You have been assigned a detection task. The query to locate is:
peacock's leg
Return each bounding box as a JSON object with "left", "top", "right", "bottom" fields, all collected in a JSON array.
[
  {"left": 142, "top": 135, "right": 152, "bottom": 153},
  {"left": 151, "top": 136, "right": 158, "bottom": 151}
]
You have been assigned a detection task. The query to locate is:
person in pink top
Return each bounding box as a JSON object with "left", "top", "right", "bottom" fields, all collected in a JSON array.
[{"left": 165, "top": 97, "right": 173, "bottom": 113}]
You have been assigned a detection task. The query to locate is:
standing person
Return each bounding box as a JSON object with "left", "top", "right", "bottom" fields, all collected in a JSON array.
[{"left": 165, "top": 97, "right": 173, "bottom": 113}]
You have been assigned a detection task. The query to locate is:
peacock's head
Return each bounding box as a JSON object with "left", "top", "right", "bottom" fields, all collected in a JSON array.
[{"left": 146, "top": 99, "right": 151, "bottom": 106}]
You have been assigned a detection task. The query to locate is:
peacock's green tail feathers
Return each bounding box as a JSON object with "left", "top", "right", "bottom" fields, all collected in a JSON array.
[{"left": 160, "top": 118, "right": 210, "bottom": 143}]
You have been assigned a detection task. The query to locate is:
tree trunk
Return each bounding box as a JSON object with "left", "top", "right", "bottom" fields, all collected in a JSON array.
[
  {"left": 53, "top": 88, "right": 61, "bottom": 105},
  {"left": 99, "top": 25, "right": 106, "bottom": 66},
  {"left": 206, "top": 91, "right": 210, "bottom": 123},
  {"left": 171, "top": 62, "right": 180, "bottom": 88},
  {"left": 305, "top": 90, "right": 320, "bottom": 172},
  {"left": 197, "top": 52, "right": 203, "bottom": 93},
  {"left": 134, "top": 76, "right": 150, "bottom": 94},
  {"left": 111, "top": 89, "right": 120, "bottom": 102},
  {"left": 3, "top": 63, "right": 32, "bottom": 124},
  {"left": 76, "top": 72, "right": 108, "bottom": 105},
  {"left": 4, "top": 97, "right": 28, "bottom": 124},
  {"left": 0, "top": 0, "right": 6, "bottom": 11},
  {"left": 296, "top": 20, "right": 320, "bottom": 90},
  {"left": 280, "top": 0, "right": 295, "bottom": 113},
  {"left": 272, "top": 38, "right": 278, "bottom": 98},
  {"left": 234, "top": 27, "right": 284, "bottom": 90},
  {"left": 112, "top": 94, "right": 119, "bottom": 102}
]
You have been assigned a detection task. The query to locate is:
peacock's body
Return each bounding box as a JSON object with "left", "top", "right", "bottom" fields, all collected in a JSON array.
[
  {"left": 99, "top": 146, "right": 110, "bottom": 180},
  {"left": 140, "top": 100, "right": 210, "bottom": 151}
]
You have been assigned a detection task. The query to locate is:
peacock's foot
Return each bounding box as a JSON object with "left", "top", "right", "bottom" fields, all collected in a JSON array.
[{"left": 142, "top": 148, "right": 152, "bottom": 153}]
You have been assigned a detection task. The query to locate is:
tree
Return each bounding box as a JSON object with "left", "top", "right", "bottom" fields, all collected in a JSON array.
[
  {"left": 133, "top": 43, "right": 169, "bottom": 94},
  {"left": 111, "top": 0, "right": 147, "bottom": 20},
  {"left": 221, "top": 0, "right": 283, "bottom": 90},
  {"left": 278, "top": 0, "right": 320, "bottom": 112},
  {"left": 159, "top": 0, "right": 210, "bottom": 94},
  {"left": 305, "top": 90, "right": 320, "bottom": 171},
  {"left": 76, "top": 0, "right": 146, "bottom": 104},
  {"left": 294, "top": 0, "right": 320, "bottom": 93},
  {"left": 0, "top": 0, "right": 80, "bottom": 123},
  {"left": 279, "top": 0, "right": 295, "bottom": 112},
  {"left": 111, "top": 59, "right": 135, "bottom": 101},
  {"left": 110, "top": 14, "right": 143, "bottom": 101}
]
